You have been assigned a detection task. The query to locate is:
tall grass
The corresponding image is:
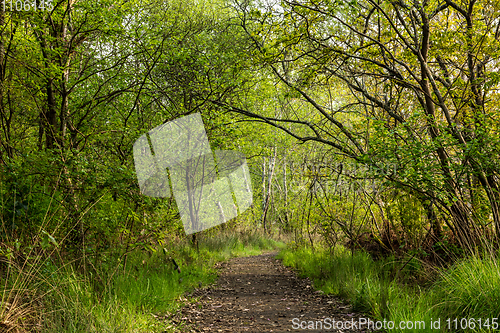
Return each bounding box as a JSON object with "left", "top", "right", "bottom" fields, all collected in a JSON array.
[
  {"left": 433, "top": 255, "right": 500, "bottom": 323},
  {"left": 40, "top": 265, "right": 168, "bottom": 332},
  {"left": 0, "top": 229, "right": 282, "bottom": 333},
  {"left": 280, "top": 245, "right": 500, "bottom": 332}
]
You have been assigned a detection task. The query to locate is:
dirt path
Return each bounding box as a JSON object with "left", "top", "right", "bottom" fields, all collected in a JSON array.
[{"left": 169, "top": 252, "right": 376, "bottom": 332}]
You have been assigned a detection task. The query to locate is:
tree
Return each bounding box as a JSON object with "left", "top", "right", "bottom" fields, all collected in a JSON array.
[
  {"left": 224, "top": 0, "right": 500, "bottom": 249},
  {"left": 0, "top": 0, "right": 261, "bottom": 252}
]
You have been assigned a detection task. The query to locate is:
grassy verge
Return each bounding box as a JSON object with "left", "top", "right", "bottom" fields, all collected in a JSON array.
[
  {"left": 1, "top": 229, "right": 283, "bottom": 333},
  {"left": 279, "top": 245, "right": 500, "bottom": 332}
]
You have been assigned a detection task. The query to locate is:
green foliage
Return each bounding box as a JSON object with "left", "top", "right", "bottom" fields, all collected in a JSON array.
[
  {"left": 2, "top": 0, "right": 500, "bottom": 330},
  {"left": 0, "top": 230, "right": 281, "bottom": 332},
  {"left": 281, "top": 244, "right": 500, "bottom": 332},
  {"left": 434, "top": 254, "right": 500, "bottom": 321},
  {"left": 234, "top": 0, "right": 500, "bottom": 250}
]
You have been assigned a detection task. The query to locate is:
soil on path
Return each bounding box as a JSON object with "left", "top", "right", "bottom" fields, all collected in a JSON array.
[{"left": 169, "top": 252, "right": 376, "bottom": 332}]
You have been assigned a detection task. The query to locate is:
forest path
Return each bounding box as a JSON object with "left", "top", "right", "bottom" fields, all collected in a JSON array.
[{"left": 169, "top": 252, "right": 375, "bottom": 332}]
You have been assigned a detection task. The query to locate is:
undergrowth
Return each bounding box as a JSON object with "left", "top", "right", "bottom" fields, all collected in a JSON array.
[
  {"left": 279, "top": 245, "right": 500, "bottom": 332},
  {"left": 1, "top": 229, "right": 282, "bottom": 333}
]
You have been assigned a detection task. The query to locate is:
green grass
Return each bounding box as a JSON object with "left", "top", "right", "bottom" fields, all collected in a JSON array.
[
  {"left": 1, "top": 229, "right": 283, "bottom": 333},
  {"left": 279, "top": 245, "right": 500, "bottom": 332},
  {"left": 433, "top": 255, "right": 500, "bottom": 323},
  {"left": 111, "top": 230, "right": 282, "bottom": 315}
]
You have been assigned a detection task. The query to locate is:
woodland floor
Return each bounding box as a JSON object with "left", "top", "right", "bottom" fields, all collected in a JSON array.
[{"left": 167, "top": 252, "right": 377, "bottom": 332}]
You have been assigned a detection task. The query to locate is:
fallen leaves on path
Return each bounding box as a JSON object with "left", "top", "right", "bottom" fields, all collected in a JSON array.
[{"left": 167, "top": 252, "right": 376, "bottom": 333}]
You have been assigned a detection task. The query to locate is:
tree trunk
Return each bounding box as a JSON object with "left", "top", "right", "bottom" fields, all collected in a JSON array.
[
  {"left": 424, "top": 199, "right": 441, "bottom": 239},
  {"left": 44, "top": 79, "right": 58, "bottom": 149},
  {"left": 262, "top": 149, "right": 276, "bottom": 233}
]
